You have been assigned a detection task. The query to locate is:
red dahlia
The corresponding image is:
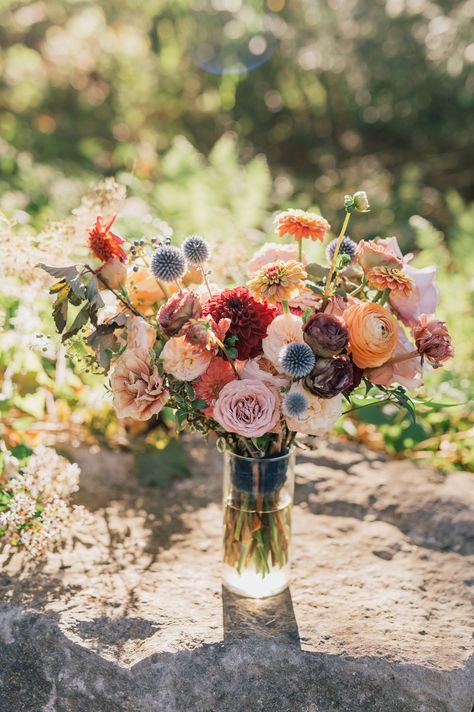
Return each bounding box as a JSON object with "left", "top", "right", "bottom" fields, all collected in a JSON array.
[
  {"left": 203, "top": 286, "right": 276, "bottom": 360},
  {"left": 87, "top": 215, "right": 127, "bottom": 263}
]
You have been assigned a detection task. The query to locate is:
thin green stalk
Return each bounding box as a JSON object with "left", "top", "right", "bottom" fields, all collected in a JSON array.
[{"left": 324, "top": 211, "right": 351, "bottom": 297}]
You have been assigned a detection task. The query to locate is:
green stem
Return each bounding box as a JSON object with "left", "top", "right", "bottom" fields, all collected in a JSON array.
[
  {"left": 324, "top": 211, "right": 351, "bottom": 297},
  {"left": 199, "top": 262, "right": 212, "bottom": 297},
  {"left": 298, "top": 240, "right": 303, "bottom": 263},
  {"left": 282, "top": 300, "right": 290, "bottom": 314}
]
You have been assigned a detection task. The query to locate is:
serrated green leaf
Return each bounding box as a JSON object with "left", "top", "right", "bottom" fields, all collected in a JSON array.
[
  {"left": 62, "top": 304, "right": 90, "bottom": 341},
  {"left": 52, "top": 284, "right": 70, "bottom": 333}
]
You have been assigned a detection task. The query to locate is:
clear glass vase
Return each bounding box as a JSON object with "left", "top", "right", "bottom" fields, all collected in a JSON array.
[{"left": 222, "top": 448, "right": 295, "bottom": 598}]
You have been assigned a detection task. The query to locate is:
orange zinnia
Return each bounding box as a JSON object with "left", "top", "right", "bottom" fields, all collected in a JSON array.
[
  {"left": 87, "top": 215, "right": 127, "bottom": 263},
  {"left": 274, "top": 209, "right": 331, "bottom": 242},
  {"left": 247, "top": 260, "right": 307, "bottom": 305},
  {"left": 366, "top": 266, "right": 414, "bottom": 297}
]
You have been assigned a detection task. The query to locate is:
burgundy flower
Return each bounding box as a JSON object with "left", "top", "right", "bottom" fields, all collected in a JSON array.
[
  {"left": 413, "top": 314, "right": 454, "bottom": 366},
  {"left": 304, "top": 356, "right": 354, "bottom": 399},
  {"left": 303, "top": 312, "right": 349, "bottom": 358},
  {"left": 158, "top": 290, "right": 202, "bottom": 337},
  {"left": 203, "top": 287, "right": 276, "bottom": 360}
]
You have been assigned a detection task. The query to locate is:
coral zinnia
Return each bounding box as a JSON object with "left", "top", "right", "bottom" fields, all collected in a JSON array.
[
  {"left": 87, "top": 215, "right": 126, "bottom": 263},
  {"left": 203, "top": 286, "right": 276, "bottom": 360},
  {"left": 366, "top": 266, "right": 414, "bottom": 297},
  {"left": 247, "top": 260, "right": 307, "bottom": 305},
  {"left": 274, "top": 209, "right": 331, "bottom": 243}
]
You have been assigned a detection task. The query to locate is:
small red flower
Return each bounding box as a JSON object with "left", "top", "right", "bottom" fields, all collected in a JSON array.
[
  {"left": 203, "top": 286, "right": 276, "bottom": 360},
  {"left": 87, "top": 215, "right": 126, "bottom": 263}
]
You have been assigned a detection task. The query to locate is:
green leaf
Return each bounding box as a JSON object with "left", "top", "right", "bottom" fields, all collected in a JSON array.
[
  {"left": 335, "top": 287, "right": 348, "bottom": 301},
  {"left": 193, "top": 398, "right": 209, "bottom": 409},
  {"left": 52, "top": 284, "right": 70, "bottom": 333},
  {"left": 39, "top": 264, "right": 79, "bottom": 281},
  {"left": 335, "top": 254, "right": 351, "bottom": 270},
  {"left": 134, "top": 441, "right": 190, "bottom": 487},
  {"left": 226, "top": 346, "right": 238, "bottom": 360},
  {"left": 10, "top": 444, "right": 34, "bottom": 462},
  {"left": 62, "top": 304, "right": 90, "bottom": 342},
  {"left": 86, "top": 275, "right": 105, "bottom": 310},
  {"left": 308, "top": 284, "right": 325, "bottom": 295}
]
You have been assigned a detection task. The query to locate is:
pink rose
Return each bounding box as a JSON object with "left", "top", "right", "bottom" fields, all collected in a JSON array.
[
  {"left": 247, "top": 242, "right": 302, "bottom": 273},
  {"left": 98, "top": 258, "right": 127, "bottom": 290},
  {"left": 239, "top": 356, "right": 289, "bottom": 389},
  {"left": 390, "top": 264, "right": 440, "bottom": 326},
  {"left": 212, "top": 379, "right": 280, "bottom": 437},
  {"left": 161, "top": 335, "right": 212, "bottom": 381},
  {"left": 111, "top": 350, "right": 169, "bottom": 420},
  {"left": 367, "top": 327, "right": 423, "bottom": 389},
  {"left": 324, "top": 295, "right": 362, "bottom": 319},
  {"left": 413, "top": 314, "right": 454, "bottom": 366},
  {"left": 127, "top": 316, "right": 156, "bottom": 355}
]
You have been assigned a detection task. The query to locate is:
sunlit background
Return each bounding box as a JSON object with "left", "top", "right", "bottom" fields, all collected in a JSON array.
[{"left": 1, "top": 0, "right": 473, "bottom": 471}]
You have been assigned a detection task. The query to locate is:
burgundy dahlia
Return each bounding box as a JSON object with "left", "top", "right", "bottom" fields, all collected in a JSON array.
[
  {"left": 158, "top": 289, "right": 202, "bottom": 337},
  {"left": 203, "top": 286, "right": 276, "bottom": 360},
  {"left": 303, "top": 313, "right": 348, "bottom": 358},
  {"left": 304, "top": 355, "right": 354, "bottom": 399}
]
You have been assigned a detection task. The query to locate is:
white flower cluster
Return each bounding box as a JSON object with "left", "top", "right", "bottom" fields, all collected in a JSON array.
[{"left": 0, "top": 444, "right": 87, "bottom": 558}]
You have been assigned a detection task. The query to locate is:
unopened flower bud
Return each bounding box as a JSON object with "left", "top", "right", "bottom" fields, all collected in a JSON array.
[{"left": 344, "top": 191, "right": 370, "bottom": 214}]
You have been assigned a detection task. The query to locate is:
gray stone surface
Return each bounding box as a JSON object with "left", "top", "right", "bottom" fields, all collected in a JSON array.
[{"left": 0, "top": 438, "right": 473, "bottom": 712}]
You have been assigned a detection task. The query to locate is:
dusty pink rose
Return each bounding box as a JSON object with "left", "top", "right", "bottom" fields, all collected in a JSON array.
[
  {"left": 161, "top": 335, "right": 212, "bottom": 381},
  {"left": 127, "top": 316, "right": 156, "bottom": 354},
  {"left": 367, "top": 328, "right": 423, "bottom": 389},
  {"left": 212, "top": 379, "right": 280, "bottom": 437},
  {"left": 413, "top": 314, "right": 454, "bottom": 366},
  {"left": 158, "top": 290, "right": 202, "bottom": 337},
  {"left": 324, "top": 295, "right": 362, "bottom": 319},
  {"left": 390, "top": 264, "right": 440, "bottom": 326},
  {"left": 111, "top": 350, "right": 169, "bottom": 420},
  {"left": 98, "top": 257, "right": 128, "bottom": 290},
  {"left": 247, "top": 242, "right": 303, "bottom": 273},
  {"left": 356, "top": 237, "right": 403, "bottom": 272}
]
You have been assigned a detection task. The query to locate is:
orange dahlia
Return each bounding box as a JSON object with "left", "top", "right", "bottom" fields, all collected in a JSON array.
[
  {"left": 87, "top": 215, "right": 127, "bottom": 263},
  {"left": 274, "top": 209, "right": 331, "bottom": 243},
  {"left": 247, "top": 260, "right": 307, "bottom": 305},
  {"left": 366, "top": 266, "right": 414, "bottom": 297}
]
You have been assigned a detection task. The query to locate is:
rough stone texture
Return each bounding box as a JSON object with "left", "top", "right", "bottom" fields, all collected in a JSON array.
[{"left": 0, "top": 438, "right": 473, "bottom": 712}]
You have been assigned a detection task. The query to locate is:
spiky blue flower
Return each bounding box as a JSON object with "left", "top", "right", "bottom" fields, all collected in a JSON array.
[
  {"left": 326, "top": 235, "right": 357, "bottom": 265},
  {"left": 151, "top": 245, "right": 187, "bottom": 283},
  {"left": 283, "top": 390, "right": 309, "bottom": 417},
  {"left": 182, "top": 234, "right": 210, "bottom": 265},
  {"left": 279, "top": 342, "right": 315, "bottom": 379}
]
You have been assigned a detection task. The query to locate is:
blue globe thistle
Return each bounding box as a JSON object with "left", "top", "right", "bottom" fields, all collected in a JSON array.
[
  {"left": 151, "top": 245, "right": 187, "bottom": 283},
  {"left": 279, "top": 342, "right": 315, "bottom": 379},
  {"left": 283, "top": 390, "right": 309, "bottom": 417},
  {"left": 326, "top": 235, "right": 357, "bottom": 265},
  {"left": 182, "top": 234, "right": 210, "bottom": 265}
]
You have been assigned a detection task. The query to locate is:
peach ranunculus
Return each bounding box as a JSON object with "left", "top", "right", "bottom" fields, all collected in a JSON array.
[
  {"left": 356, "top": 237, "right": 403, "bottom": 272},
  {"left": 284, "top": 385, "right": 342, "bottom": 435},
  {"left": 212, "top": 379, "right": 280, "bottom": 438},
  {"left": 262, "top": 313, "right": 304, "bottom": 368},
  {"left": 247, "top": 242, "right": 302, "bottom": 273},
  {"left": 126, "top": 316, "right": 156, "bottom": 355},
  {"left": 128, "top": 267, "right": 168, "bottom": 313},
  {"left": 389, "top": 264, "right": 440, "bottom": 326},
  {"left": 366, "top": 327, "right": 423, "bottom": 389},
  {"left": 161, "top": 336, "right": 212, "bottom": 381},
  {"left": 344, "top": 302, "right": 398, "bottom": 368},
  {"left": 111, "top": 350, "right": 169, "bottom": 421}
]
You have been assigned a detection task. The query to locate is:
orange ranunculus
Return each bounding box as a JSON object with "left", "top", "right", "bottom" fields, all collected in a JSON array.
[
  {"left": 127, "top": 267, "right": 173, "bottom": 313},
  {"left": 344, "top": 302, "right": 398, "bottom": 369}
]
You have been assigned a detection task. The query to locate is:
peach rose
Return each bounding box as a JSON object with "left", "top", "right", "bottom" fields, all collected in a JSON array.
[
  {"left": 111, "top": 350, "right": 169, "bottom": 420},
  {"left": 262, "top": 313, "right": 304, "bottom": 368},
  {"left": 356, "top": 237, "right": 403, "bottom": 272},
  {"left": 389, "top": 264, "right": 440, "bottom": 326},
  {"left": 98, "top": 258, "right": 127, "bottom": 291},
  {"left": 344, "top": 302, "right": 398, "bottom": 368},
  {"left": 284, "top": 385, "right": 342, "bottom": 435},
  {"left": 161, "top": 336, "right": 212, "bottom": 381},
  {"left": 212, "top": 379, "right": 280, "bottom": 437},
  {"left": 126, "top": 316, "right": 156, "bottom": 355}
]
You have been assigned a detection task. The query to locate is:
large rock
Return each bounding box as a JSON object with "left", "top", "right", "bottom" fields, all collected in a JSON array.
[{"left": 0, "top": 439, "right": 473, "bottom": 712}]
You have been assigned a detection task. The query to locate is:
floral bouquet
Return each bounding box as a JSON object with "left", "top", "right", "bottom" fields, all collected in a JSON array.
[{"left": 40, "top": 191, "right": 453, "bottom": 596}]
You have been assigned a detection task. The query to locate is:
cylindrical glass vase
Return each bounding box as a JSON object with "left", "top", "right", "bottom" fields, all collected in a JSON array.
[{"left": 222, "top": 448, "right": 295, "bottom": 598}]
